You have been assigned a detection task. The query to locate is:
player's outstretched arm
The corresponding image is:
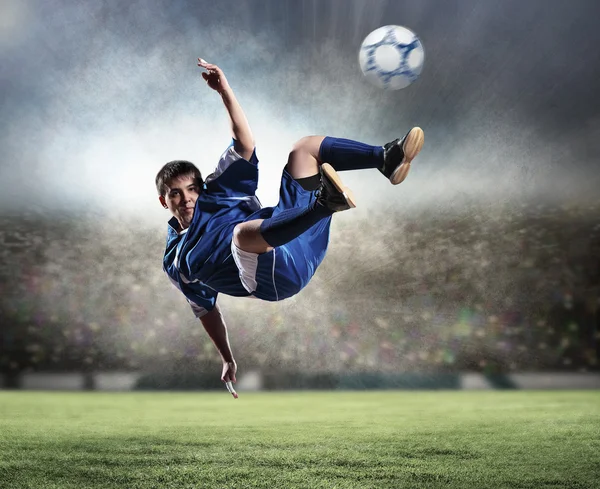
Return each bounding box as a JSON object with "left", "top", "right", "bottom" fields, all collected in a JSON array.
[
  {"left": 199, "top": 303, "right": 238, "bottom": 394},
  {"left": 197, "top": 58, "right": 255, "bottom": 161}
]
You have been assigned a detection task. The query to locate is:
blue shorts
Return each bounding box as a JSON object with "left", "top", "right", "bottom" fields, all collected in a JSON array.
[{"left": 231, "top": 169, "right": 331, "bottom": 301}]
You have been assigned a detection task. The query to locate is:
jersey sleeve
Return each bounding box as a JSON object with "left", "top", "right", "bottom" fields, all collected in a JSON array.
[
  {"left": 186, "top": 295, "right": 215, "bottom": 318},
  {"left": 203, "top": 139, "right": 259, "bottom": 197},
  {"left": 166, "top": 273, "right": 218, "bottom": 318},
  {"left": 185, "top": 284, "right": 218, "bottom": 318}
]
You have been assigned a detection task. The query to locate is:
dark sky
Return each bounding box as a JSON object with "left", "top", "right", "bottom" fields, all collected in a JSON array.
[{"left": 1, "top": 0, "right": 599, "bottom": 215}]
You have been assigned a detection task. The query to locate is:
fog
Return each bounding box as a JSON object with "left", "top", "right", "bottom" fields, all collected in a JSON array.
[
  {"left": 1, "top": 0, "right": 599, "bottom": 375},
  {"left": 1, "top": 0, "right": 599, "bottom": 219}
]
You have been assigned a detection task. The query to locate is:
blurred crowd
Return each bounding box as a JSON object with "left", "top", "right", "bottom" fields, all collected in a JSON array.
[{"left": 1, "top": 198, "right": 598, "bottom": 376}]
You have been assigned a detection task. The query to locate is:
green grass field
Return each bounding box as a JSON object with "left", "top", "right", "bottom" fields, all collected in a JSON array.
[{"left": 1, "top": 390, "right": 599, "bottom": 488}]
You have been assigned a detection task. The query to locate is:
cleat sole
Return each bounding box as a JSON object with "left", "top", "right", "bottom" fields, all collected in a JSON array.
[
  {"left": 321, "top": 163, "right": 357, "bottom": 209},
  {"left": 390, "top": 127, "right": 424, "bottom": 185}
]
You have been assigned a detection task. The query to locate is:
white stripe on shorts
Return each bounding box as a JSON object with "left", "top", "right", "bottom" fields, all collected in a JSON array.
[
  {"left": 231, "top": 240, "right": 260, "bottom": 293},
  {"left": 271, "top": 248, "right": 278, "bottom": 301}
]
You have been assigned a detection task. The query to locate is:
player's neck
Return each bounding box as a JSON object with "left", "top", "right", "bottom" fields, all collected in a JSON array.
[{"left": 176, "top": 219, "right": 190, "bottom": 233}]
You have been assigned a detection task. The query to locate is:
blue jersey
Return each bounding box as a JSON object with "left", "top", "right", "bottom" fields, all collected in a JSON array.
[
  {"left": 163, "top": 141, "right": 332, "bottom": 318},
  {"left": 163, "top": 142, "right": 263, "bottom": 316}
]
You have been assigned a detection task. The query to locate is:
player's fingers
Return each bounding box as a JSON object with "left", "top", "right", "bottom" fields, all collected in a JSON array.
[
  {"left": 203, "top": 62, "right": 219, "bottom": 72},
  {"left": 201, "top": 68, "right": 218, "bottom": 79},
  {"left": 221, "top": 365, "right": 230, "bottom": 382},
  {"left": 227, "top": 362, "right": 237, "bottom": 383},
  {"left": 225, "top": 381, "right": 238, "bottom": 399},
  {"left": 226, "top": 369, "right": 235, "bottom": 383},
  {"left": 197, "top": 59, "right": 222, "bottom": 75},
  {"left": 198, "top": 59, "right": 219, "bottom": 72},
  {"left": 197, "top": 58, "right": 212, "bottom": 67}
]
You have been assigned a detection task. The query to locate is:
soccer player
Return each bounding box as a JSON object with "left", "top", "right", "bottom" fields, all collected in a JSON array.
[{"left": 156, "top": 59, "right": 424, "bottom": 395}]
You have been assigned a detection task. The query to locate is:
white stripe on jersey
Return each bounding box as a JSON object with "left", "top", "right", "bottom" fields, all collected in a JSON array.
[
  {"left": 165, "top": 272, "right": 208, "bottom": 317},
  {"left": 173, "top": 227, "right": 188, "bottom": 271},
  {"left": 228, "top": 194, "right": 262, "bottom": 210},
  {"left": 205, "top": 145, "right": 244, "bottom": 184},
  {"left": 179, "top": 272, "right": 199, "bottom": 284},
  {"left": 203, "top": 145, "right": 262, "bottom": 212},
  {"left": 271, "top": 248, "right": 279, "bottom": 301}
]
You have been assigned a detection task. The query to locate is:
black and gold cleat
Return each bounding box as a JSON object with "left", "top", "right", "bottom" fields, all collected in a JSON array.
[
  {"left": 316, "top": 163, "right": 357, "bottom": 212},
  {"left": 380, "top": 127, "right": 424, "bottom": 185}
]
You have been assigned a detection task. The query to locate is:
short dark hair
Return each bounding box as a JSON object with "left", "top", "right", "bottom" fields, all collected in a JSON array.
[{"left": 155, "top": 160, "right": 203, "bottom": 196}]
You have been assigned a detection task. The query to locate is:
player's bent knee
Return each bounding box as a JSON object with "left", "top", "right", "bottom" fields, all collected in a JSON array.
[
  {"left": 291, "top": 136, "right": 311, "bottom": 152},
  {"left": 233, "top": 221, "right": 273, "bottom": 254},
  {"left": 232, "top": 223, "right": 247, "bottom": 248},
  {"left": 292, "top": 135, "right": 325, "bottom": 154},
  {"left": 286, "top": 136, "right": 324, "bottom": 179}
]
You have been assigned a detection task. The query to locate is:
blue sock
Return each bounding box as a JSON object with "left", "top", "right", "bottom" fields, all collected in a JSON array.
[
  {"left": 260, "top": 201, "right": 333, "bottom": 248},
  {"left": 319, "top": 137, "right": 384, "bottom": 172}
]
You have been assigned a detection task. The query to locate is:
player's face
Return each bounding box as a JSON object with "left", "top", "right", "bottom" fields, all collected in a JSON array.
[{"left": 159, "top": 174, "right": 200, "bottom": 229}]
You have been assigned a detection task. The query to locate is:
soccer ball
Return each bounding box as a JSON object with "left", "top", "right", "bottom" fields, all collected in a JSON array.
[{"left": 358, "top": 25, "right": 425, "bottom": 90}]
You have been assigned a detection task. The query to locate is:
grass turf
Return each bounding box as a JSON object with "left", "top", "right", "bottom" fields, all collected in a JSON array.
[{"left": 0, "top": 390, "right": 599, "bottom": 488}]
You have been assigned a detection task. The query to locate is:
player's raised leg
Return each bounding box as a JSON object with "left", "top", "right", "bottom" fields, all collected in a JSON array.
[
  {"left": 232, "top": 128, "right": 424, "bottom": 254},
  {"left": 285, "top": 129, "right": 424, "bottom": 185},
  {"left": 285, "top": 135, "right": 385, "bottom": 177}
]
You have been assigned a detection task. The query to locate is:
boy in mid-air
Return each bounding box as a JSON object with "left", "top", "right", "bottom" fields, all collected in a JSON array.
[{"left": 156, "top": 59, "right": 424, "bottom": 397}]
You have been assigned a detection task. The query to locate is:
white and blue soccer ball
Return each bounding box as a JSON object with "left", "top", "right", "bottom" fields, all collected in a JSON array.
[{"left": 358, "top": 25, "right": 425, "bottom": 90}]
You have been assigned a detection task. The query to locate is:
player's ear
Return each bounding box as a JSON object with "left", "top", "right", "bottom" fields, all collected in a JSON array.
[{"left": 158, "top": 195, "right": 168, "bottom": 209}]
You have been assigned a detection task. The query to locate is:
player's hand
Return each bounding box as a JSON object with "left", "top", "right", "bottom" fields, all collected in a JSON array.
[
  {"left": 221, "top": 358, "right": 237, "bottom": 383},
  {"left": 221, "top": 359, "right": 238, "bottom": 398},
  {"left": 198, "top": 58, "right": 231, "bottom": 94}
]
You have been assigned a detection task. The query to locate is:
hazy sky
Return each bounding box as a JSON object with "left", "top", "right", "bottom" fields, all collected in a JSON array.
[{"left": 1, "top": 0, "right": 599, "bottom": 219}]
